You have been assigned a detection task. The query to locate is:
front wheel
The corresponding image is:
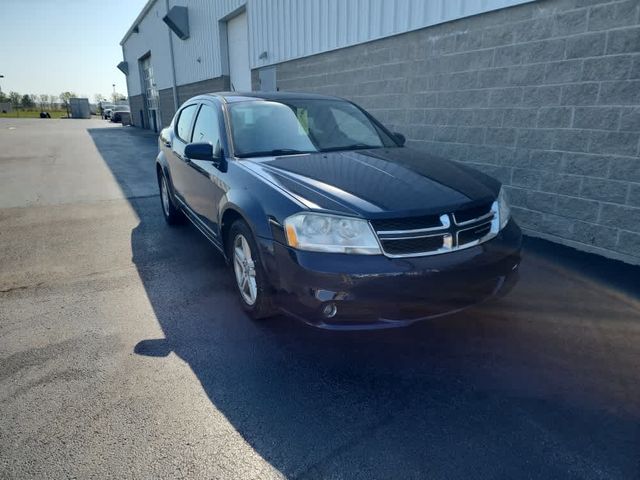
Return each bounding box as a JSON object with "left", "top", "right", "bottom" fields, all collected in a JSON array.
[
  {"left": 158, "top": 171, "right": 183, "bottom": 225},
  {"left": 228, "top": 220, "right": 276, "bottom": 320}
]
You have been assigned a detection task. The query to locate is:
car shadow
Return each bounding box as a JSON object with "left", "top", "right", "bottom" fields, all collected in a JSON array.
[{"left": 88, "top": 126, "right": 640, "bottom": 479}]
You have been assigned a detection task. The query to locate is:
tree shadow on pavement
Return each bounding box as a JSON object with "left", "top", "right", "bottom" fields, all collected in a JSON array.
[{"left": 89, "top": 126, "right": 640, "bottom": 480}]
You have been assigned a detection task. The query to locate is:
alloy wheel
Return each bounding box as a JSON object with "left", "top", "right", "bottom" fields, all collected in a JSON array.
[
  {"left": 233, "top": 234, "right": 257, "bottom": 305},
  {"left": 161, "top": 176, "right": 170, "bottom": 217}
]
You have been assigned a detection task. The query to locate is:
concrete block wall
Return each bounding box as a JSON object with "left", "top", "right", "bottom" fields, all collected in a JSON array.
[
  {"left": 271, "top": 0, "right": 640, "bottom": 264},
  {"left": 158, "top": 88, "right": 175, "bottom": 129},
  {"left": 176, "top": 76, "right": 230, "bottom": 107},
  {"left": 128, "top": 94, "right": 145, "bottom": 128}
]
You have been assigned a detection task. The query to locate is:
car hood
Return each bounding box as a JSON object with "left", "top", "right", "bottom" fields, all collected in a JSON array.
[{"left": 242, "top": 148, "right": 500, "bottom": 218}]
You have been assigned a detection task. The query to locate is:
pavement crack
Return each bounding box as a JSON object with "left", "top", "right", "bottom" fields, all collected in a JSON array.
[
  {"left": 0, "top": 282, "right": 44, "bottom": 294},
  {"left": 293, "top": 412, "right": 397, "bottom": 479},
  {"left": 126, "top": 193, "right": 159, "bottom": 200}
]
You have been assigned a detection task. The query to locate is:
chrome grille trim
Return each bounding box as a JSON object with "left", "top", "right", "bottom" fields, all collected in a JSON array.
[
  {"left": 453, "top": 210, "right": 494, "bottom": 226},
  {"left": 375, "top": 214, "right": 450, "bottom": 237},
  {"left": 372, "top": 201, "right": 500, "bottom": 258},
  {"left": 378, "top": 233, "right": 453, "bottom": 258},
  {"left": 379, "top": 233, "right": 445, "bottom": 241},
  {"left": 456, "top": 220, "right": 493, "bottom": 245}
]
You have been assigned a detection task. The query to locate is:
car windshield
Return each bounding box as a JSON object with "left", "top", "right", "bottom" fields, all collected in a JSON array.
[{"left": 228, "top": 99, "right": 398, "bottom": 157}]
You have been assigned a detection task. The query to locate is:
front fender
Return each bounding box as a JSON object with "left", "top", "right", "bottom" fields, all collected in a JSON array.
[
  {"left": 155, "top": 150, "right": 178, "bottom": 198},
  {"left": 220, "top": 190, "right": 274, "bottom": 240},
  {"left": 218, "top": 161, "right": 305, "bottom": 241},
  {"left": 156, "top": 150, "right": 169, "bottom": 177}
]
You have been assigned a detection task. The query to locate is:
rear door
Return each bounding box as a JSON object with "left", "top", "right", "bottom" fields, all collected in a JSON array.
[
  {"left": 181, "top": 100, "right": 227, "bottom": 237},
  {"left": 166, "top": 103, "right": 198, "bottom": 202}
]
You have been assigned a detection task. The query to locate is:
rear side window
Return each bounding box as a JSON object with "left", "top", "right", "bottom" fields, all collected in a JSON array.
[
  {"left": 175, "top": 104, "right": 197, "bottom": 142},
  {"left": 192, "top": 105, "right": 221, "bottom": 152}
]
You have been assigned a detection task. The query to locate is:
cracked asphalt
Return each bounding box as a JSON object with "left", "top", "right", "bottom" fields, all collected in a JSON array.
[{"left": 1, "top": 118, "right": 639, "bottom": 479}]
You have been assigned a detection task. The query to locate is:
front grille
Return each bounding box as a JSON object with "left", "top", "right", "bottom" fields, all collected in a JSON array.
[
  {"left": 372, "top": 200, "right": 498, "bottom": 258},
  {"left": 458, "top": 222, "right": 492, "bottom": 245},
  {"left": 380, "top": 235, "right": 445, "bottom": 255},
  {"left": 453, "top": 202, "right": 493, "bottom": 224},
  {"left": 370, "top": 214, "right": 441, "bottom": 232}
]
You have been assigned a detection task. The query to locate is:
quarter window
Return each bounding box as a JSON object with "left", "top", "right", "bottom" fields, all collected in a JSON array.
[{"left": 175, "top": 104, "right": 197, "bottom": 142}]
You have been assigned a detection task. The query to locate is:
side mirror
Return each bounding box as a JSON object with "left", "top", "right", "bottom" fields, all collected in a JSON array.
[
  {"left": 393, "top": 132, "right": 406, "bottom": 146},
  {"left": 185, "top": 142, "right": 213, "bottom": 160}
]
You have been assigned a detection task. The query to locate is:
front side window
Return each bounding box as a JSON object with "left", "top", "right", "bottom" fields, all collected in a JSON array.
[
  {"left": 228, "top": 99, "right": 397, "bottom": 157},
  {"left": 192, "top": 105, "right": 221, "bottom": 152},
  {"left": 175, "top": 104, "right": 197, "bottom": 142}
]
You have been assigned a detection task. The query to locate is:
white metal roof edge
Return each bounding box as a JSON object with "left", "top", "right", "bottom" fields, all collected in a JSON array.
[{"left": 120, "top": 0, "right": 159, "bottom": 46}]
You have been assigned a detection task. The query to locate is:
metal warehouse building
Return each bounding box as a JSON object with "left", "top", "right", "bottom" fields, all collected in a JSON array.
[{"left": 120, "top": 0, "right": 640, "bottom": 265}]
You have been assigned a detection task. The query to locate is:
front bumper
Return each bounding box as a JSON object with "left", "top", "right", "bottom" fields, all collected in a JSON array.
[{"left": 260, "top": 220, "right": 522, "bottom": 330}]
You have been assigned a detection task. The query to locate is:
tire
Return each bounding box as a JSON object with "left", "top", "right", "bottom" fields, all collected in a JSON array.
[
  {"left": 158, "top": 170, "right": 183, "bottom": 226},
  {"left": 228, "top": 220, "right": 277, "bottom": 320}
]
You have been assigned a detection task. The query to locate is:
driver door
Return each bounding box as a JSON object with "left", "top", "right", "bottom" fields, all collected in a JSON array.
[
  {"left": 181, "top": 101, "right": 227, "bottom": 238},
  {"left": 166, "top": 103, "right": 198, "bottom": 203}
]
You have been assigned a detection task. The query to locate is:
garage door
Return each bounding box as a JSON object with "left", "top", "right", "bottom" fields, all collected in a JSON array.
[{"left": 227, "top": 12, "right": 251, "bottom": 92}]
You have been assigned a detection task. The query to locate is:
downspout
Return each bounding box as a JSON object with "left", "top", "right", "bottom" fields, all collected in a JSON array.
[{"left": 166, "top": 0, "right": 179, "bottom": 116}]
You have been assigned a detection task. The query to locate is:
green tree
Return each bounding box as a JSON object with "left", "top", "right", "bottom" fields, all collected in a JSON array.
[
  {"left": 94, "top": 93, "right": 105, "bottom": 115},
  {"left": 20, "top": 94, "right": 35, "bottom": 109},
  {"left": 9, "top": 91, "right": 20, "bottom": 108},
  {"left": 0, "top": 91, "right": 8, "bottom": 103},
  {"left": 111, "top": 92, "right": 126, "bottom": 103},
  {"left": 59, "top": 91, "right": 76, "bottom": 117}
]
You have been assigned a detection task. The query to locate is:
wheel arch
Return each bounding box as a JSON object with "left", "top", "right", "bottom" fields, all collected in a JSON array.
[
  {"left": 155, "top": 152, "right": 177, "bottom": 200},
  {"left": 219, "top": 202, "right": 273, "bottom": 273},
  {"left": 220, "top": 207, "right": 247, "bottom": 253},
  {"left": 155, "top": 150, "right": 170, "bottom": 179}
]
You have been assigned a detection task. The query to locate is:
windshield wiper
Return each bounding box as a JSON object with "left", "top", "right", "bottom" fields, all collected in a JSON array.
[
  {"left": 236, "top": 148, "right": 316, "bottom": 158},
  {"left": 320, "top": 144, "right": 382, "bottom": 153}
]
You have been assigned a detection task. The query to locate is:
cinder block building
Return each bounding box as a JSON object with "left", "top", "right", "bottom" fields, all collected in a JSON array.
[{"left": 120, "top": 0, "right": 640, "bottom": 264}]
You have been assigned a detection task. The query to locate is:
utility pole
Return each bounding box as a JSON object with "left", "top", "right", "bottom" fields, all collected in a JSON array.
[
  {"left": 112, "top": 83, "right": 116, "bottom": 102},
  {"left": 0, "top": 75, "right": 4, "bottom": 94}
]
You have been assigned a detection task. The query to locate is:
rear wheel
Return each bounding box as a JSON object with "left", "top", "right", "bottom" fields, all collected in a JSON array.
[
  {"left": 158, "top": 171, "right": 183, "bottom": 225},
  {"left": 228, "top": 220, "right": 276, "bottom": 320}
]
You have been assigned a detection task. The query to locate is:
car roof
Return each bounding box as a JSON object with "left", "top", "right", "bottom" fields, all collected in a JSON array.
[{"left": 192, "top": 91, "right": 345, "bottom": 104}]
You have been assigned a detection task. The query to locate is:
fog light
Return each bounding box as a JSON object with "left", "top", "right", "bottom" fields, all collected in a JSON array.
[{"left": 321, "top": 303, "right": 338, "bottom": 318}]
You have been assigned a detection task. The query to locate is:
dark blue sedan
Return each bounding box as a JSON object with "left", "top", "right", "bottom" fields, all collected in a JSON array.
[{"left": 156, "top": 92, "right": 521, "bottom": 329}]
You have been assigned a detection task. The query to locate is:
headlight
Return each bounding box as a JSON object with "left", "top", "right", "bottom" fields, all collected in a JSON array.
[
  {"left": 284, "top": 213, "right": 381, "bottom": 254},
  {"left": 498, "top": 187, "right": 511, "bottom": 229}
]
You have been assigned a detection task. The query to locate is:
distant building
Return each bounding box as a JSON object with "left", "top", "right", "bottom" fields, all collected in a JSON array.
[
  {"left": 69, "top": 98, "right": 91, "bottom": 119},
  {"left": 0, "top": 102, "right": 12, "bottom": 113}
]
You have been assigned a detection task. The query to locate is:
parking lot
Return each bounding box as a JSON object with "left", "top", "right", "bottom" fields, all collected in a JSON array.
[{"left": 1, "top": 118, "right": 639, "bottom": 479}]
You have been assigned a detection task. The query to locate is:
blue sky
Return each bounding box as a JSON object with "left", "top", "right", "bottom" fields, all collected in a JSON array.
[{"left": 0, "top": 0, "right": 148, "bottom": 100}]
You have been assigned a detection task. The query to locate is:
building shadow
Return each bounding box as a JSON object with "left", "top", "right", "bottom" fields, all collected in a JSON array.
[{"left": 88, "top": 126, "right": 640, "bottom": 479}]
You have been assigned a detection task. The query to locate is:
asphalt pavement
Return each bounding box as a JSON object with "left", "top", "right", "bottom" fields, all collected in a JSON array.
[{"left": 1, "top": 118, "right": 639, "bottom": 479}]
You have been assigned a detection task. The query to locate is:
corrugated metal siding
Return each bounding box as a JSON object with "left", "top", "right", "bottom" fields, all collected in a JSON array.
[
  {"left": 169, "top": 0, "right": 245, "bottom": 85},
  {"left": 123, "top": 2, "right": 175, "bottom": 95},
  {"left": 248, "top": 0, "right": 534, "bottom": 67},
  {"left": 124, "top": 0, "right": 246, "bottom": 95}
]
